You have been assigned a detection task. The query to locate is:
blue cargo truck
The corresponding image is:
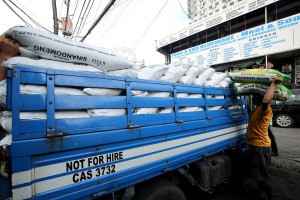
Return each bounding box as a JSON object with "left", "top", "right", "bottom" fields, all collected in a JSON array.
[{"left": 0, "top": 65, "right": 248, "bottom": 200}]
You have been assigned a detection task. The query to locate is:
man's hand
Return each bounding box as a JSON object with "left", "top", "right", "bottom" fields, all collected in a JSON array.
[{"left": 272, "top": 76, "right": 283, "bottom": 85}]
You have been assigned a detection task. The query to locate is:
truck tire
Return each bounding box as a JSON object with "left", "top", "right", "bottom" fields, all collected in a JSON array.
[{"left": 132, "top": 179, "right": 186, "bottom": 200}]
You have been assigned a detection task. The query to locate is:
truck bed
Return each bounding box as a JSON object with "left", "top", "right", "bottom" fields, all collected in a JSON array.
[{"left": 2, "top": 66, "right": 248, "bottom": 199}]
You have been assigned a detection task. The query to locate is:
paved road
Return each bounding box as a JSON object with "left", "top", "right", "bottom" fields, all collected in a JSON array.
[
  {"left": 186, "top": 127, "right": 300, "bottom": 200},
  {"left": 271, "top": 127, "right": 300, "bottom": 160}
]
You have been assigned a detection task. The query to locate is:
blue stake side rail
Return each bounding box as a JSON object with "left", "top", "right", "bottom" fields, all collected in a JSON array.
[{"left": 4, "top": 66, "right": 248, "bottom": 200}]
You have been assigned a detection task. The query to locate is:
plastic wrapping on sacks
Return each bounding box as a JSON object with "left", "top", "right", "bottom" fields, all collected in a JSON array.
[
  {"left": 193, "top": 68, "right": 215, "bottom": 86},
  {"left": 179, "top": 65, "right": 208, "bottom": 84},
  {"left": 87, "top": 109, "right": 126, "bottom": 117},
  {"left": 137, "top": 65, "right": 169, "bottom": 80},
  {"left": 228, "top": 69, "right": 292, "bottom": 84},
  {"left": 0, "top": 111, "right": 91, "bottom": 133},
  {"left": 179, "top": 107, "right": 204, "bottom": 112},
  {"left": 218, "top": 77, "right": 233, "bottom": 88},
  {"left": 83, "top": 88, "right": 123, "bottom": 96},
  {"left": 159, "top": 65, "right": 188, "bottom": 83},
  {"left": 204, "top": 72, "right": 227, "bottom": 87},
  {"left": 3, "top": 56, "right": 103, "bottom": 73},
  {"left": 208, "top": 106, "right": 223, "bottom": 110},
  {"left": 158, "top": 107, "right": 173, "bottom": 114},
  {"left": 178, "top": 94, "right": 203, "bottom": 112},
  {"left": 0, "top": 79, "right": 86, "bottom": 108},
  {"left": 134, "top": 92, "right": 170, "bottom": 114},
  {"left": 177, "top": 93, "right": 189, "bottom": 98},
  {"left": 146, "top": 92, "right": 170, "bottom": 98},
  {"left": 186, "top": 94, "right": 203, "bottom": 98},
  {"left": 235, "top": 83, "right": 293, "bottom": 101},
  {"left": 107, "top": 68, "right": 138, "bottom": 78},
  {"left": 134, "top": 108, "right": 158, "bottom": 115},
  {"left": 3, "top": 26, "right": 132, "bottom": 72},
  {"left": 0, "top": 80, "right": 6, "bottom": 109},
  {"left": 228, "top": 105, "right": 241, "bottom": 109},
  {"left": 0, "top": 134, "right": 12, "bottom": 149},
  {"left": 131, "top": 90, "right": 148, "bottom": 97}
]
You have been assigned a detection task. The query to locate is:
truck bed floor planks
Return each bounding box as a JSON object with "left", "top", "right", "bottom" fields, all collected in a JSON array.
[{"left": 0, "top": 66, "right": 248, "bottom": 200}]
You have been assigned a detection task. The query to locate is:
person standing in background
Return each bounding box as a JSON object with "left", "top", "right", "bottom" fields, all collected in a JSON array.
[{"left": 246, "top": 76, "right": 283, "bottom": 200}]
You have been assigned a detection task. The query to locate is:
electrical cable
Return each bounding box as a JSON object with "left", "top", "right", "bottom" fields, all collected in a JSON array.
[
  {"left": 7, "top": 0, "right": 51, "bottom": 31},
  {"left": 93, "top": 0, "right": 102, "bottom": 19},
  {"left": 80, "top": 0, "right": 116, "bottom": 42},
  {"left": 71, "top": 0, "right": 87, "bottom": 39},
  {"left": 59, "top": 0, "right": 64, "bottom": 18},
  {"left": 78, "top": 0, "right": 95, "bottom": 37},
  {"left": 14, "top": 0, "right": 51, "bottom": 28},
  {"left": 131, "top": 0, "right": 169, "bottom": 51},
  {"left": 178, "top": 0, "right": 188, "bottom": 16},
  {"left": 98, "top": 0, "right": 137, "bottom": 38},
  {"left": 71, "top": 0, "right": 79, "bottom": 22},
  {"left": 2, "top": 0, "right": 32, "bottom": 27},
  {"left": 75, "top": 0, "right": 92, "bottom": 40}
]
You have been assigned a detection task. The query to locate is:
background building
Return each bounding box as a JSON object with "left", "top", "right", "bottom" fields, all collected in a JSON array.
[{"left": 156, "top": 0, "right": 300, "bottom": 89}]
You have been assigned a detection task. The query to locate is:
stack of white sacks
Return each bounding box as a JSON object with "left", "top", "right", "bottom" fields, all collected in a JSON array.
[
  {"left": 0, "top": 26, "right": 232, "bottom": 135},
  {"left": 133, "top": 61, "right": 231, "bottom": 114}
]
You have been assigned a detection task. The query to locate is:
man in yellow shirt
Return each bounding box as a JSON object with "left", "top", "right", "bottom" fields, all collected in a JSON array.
[{"left": 246, "top": 76, "right": 282, "bottom": 200}]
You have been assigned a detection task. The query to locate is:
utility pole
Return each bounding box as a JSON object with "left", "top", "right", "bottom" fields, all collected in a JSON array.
[
  {"left": 80, "top": 0, "right": 116, "bottom": 42},
  {"left": 52, "top": 0, "right": 59, "bottom": 34}
]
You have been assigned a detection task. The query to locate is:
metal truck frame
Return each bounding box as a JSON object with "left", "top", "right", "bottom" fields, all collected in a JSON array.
[{"left": 0, "top": 66, "right": 248, "bottom": 199}]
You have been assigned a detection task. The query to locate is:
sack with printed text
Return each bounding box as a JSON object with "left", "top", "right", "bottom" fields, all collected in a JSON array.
[
  {"left": 228, "top": 69, "right": 291, "bottom": 84},
  {"left": 3, "top": 26, "right": 132, "bottom": 72},
  {"left": 235, "top": 83, "right": 293, "bottom": 101}
]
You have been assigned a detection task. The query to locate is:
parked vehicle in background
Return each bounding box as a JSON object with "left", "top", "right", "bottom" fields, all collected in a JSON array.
[{"left": 271, "top": 90, "right": 300, "bottom": 128}]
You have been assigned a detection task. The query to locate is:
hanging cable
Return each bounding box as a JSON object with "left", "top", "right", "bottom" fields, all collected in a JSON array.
[
  {"left": 131, "top": 0, "right": 169, "bottom": 51},
  {"left": 75, "top": 0, "right": 92, "bottom": 40},
  {"left": 14, "top": 0, "right": 51, "bottom": 28},
  {"left": 98, "top": 0, "right": 138, "bottom": 38},
  {"left": 71, "top": 0, "right": 87, "bottom": 39},
  {"left": 78, "top": 0, "right": 95, "bottom": 37},
  {"left": 2, "top": 0, "right": 32, "bottom": 27},
  {"left": 71, "top": 0, "right": 79, "bottom": 22},
  {"left": 80, "top": 0, "right": 117, "bottom": 42},
  {"left": 178, "top": 0, "right": 188, "bottom": 16},
  {"left": 6, "top": 0, "right": 51, "bottom": 31},
  {"left": 93, "top": 0, "right": 102, "bottom": 18},
  {"left": 59, "top": 0, "right": 64, "bottom": 18}
]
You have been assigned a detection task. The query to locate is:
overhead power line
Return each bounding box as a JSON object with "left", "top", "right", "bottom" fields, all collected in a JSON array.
[
  {"left": 80, "top": 0, "right": 117, "bottom": 42},
  {"left": 3, "top": 0, "right": 51, "bottom": 31},
  {"left": 7, "top": 0, "right": 51, "bottom": 31},
  {"left": 131, "top": 0, "right": 169, "bottom": 51},
  {"left": 178, "top": 0, "right": 188, "bottom": 16},
  {"left": 77, "top": 0, "right": 95, "bottom": 39},
  {"left": 71, "top": 0, "right": 88, "bottom": 39},
  {"left": 98, "top": 0, "right": 137, "bottom": 38},
  {"left": 2, "top": 0, "right": 32, "bottom": 27}
]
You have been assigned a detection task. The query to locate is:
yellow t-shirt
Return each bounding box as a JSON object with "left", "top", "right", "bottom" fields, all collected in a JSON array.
[{"left": 246, "top": 105, "right": 272, "bottom": 147}]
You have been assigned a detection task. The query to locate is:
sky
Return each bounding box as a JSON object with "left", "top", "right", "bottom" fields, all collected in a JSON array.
[{"left": 0, "top": 0, "right": 190, "bottom": 65}]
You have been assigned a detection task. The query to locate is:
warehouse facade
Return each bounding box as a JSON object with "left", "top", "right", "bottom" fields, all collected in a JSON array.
[{"left": 156, "top": 0, "right": 300, "bottom": 89}]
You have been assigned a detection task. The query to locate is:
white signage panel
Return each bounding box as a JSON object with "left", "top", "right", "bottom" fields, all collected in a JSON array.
[
  {"left": 171, "top": 13, "right": 300, "bottom": 66},
  {"left": 157, "top": 0, "right": 279, "bottom": 48}
]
